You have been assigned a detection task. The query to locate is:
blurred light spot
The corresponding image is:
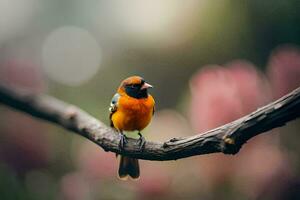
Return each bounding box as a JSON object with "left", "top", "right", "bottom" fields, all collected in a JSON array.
[
  {"left": 75, "top": 141, "right": 116, "bottom": 180},
  {"left": 60, "top": 172, "right": 92, "bottom": 200},
  {"left": 0, "top": 59, "right": 44, "bottom": 92},
  {"left": 117, "top": 1, "right": 175, "bottom": 37},
  {"left": 115, "top": 0, "right": 201, "bottom": 45},
  {"left": 42, "top": 26, "right": 102, "bottom": 86},
  {"left": 0, "top": 0, "right": 39, "bottom": 43},
  {"left": 88, "top": 0, "right": 203, "bottom": 47}
]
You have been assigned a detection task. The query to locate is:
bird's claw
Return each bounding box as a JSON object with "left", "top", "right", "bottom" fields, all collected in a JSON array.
[
  {"left": 138, "top": 132, "right": 146, "bottom": 151},
  {"left": 119, "top": 133, "right": 128, "bottom": 150}
]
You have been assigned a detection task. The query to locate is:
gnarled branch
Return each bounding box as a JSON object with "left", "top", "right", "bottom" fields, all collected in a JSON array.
[{"left": 0, "top": 85, "right": 300, "bottom": 161}]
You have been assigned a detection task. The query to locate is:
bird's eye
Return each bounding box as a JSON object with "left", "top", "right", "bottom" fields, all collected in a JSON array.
[
  {"left": 126, "top": 83, "right": 140, "bottom": 89},
  {"left": 132, "top": 84, "right": 140, "bottom": 88}
]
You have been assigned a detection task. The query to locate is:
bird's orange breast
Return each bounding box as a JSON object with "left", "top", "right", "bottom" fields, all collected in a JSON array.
[{"left": 111, "top": 94, "right": 155, "bottom": 131}]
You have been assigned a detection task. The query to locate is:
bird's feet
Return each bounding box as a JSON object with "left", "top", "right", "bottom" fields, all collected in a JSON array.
[
  {"left": 119, "top": 133, "right": 128, "bottom": 150},
  {"left": 138, "top": 132, "right": 146, "bottom": 151}
]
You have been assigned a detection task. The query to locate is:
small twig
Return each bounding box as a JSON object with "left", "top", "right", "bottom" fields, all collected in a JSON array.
[{"left": 0, "top": 85, "right": 299, "bottom": 161}]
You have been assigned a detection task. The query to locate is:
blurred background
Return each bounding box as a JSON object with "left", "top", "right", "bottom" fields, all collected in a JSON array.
[{"left": 0, "top": 0, "right": 300, "bottom": 199}]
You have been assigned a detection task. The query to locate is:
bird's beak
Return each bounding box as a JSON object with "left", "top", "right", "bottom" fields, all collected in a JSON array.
[{"left": 141, "top": 82, "right": 153, "bottom": 90}]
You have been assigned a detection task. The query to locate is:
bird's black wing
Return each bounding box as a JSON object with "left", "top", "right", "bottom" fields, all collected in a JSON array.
[{"left": 109, "top": 93, "right": 120, "bottom": 128}]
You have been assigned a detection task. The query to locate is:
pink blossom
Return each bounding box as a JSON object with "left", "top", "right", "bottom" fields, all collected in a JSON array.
[
  {"left": 190, "top": 61, "right": 270, "bottom": 132},
  {"left": 267, "top": 45, "right": 300, "bottom": 98}
]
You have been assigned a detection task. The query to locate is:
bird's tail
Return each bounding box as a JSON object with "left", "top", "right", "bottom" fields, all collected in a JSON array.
[{"left": 118, "top": 156, "right": 140, "bottom": 180}]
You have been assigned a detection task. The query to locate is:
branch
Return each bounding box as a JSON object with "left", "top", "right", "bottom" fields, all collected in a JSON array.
[{"left": 0, "top": 85, "right": 300, "bottom": 161}]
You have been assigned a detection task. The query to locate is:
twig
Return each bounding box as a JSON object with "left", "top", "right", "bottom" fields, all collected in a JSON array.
[{"left": 0, "top": 85, "right": 300, "bottom": 161}]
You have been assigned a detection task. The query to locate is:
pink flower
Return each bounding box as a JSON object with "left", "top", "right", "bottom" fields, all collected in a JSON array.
[
  {"left": 267, "top": 45, "right": 300, "bottom": 98},
  {"left": 188, "top": 60, "right": 285, "bottom": 197},
  {"left": 190, "top": 60, "right": 270, "bottom": 132}
]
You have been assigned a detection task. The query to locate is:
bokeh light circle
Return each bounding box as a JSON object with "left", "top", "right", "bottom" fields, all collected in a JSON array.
[
  {"left": 42, "top": 26, "right": 102, "bottom": 86},
  {"left": 0, "top": 0, "right": 39, "bottom": 43}
]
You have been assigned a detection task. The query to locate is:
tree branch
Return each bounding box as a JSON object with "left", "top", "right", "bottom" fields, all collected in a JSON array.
[{"left": 0, "top": 85, "right": 300, "bottom": 161}]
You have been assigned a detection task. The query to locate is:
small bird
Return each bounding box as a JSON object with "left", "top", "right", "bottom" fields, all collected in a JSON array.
[{"left": 109, "top": 76, "right": 155, "bottom": 180}]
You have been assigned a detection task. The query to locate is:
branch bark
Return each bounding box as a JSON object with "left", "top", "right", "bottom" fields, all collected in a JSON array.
[{"left": 0, "top": 85, "right": 300, "bottom": 161}]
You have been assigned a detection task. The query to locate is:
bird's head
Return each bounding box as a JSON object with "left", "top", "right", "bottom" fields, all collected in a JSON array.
[{"left": 118, "top": 76, "right": 153, "bottom": 99}]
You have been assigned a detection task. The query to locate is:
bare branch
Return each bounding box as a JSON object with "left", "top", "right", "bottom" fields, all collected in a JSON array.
[{"left": 0, "top": 85, "right": 300, "bottom": 161}]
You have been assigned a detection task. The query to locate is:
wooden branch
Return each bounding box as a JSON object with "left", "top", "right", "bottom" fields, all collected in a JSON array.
[{"left": 0, "top": 85, "right": 300, "bottom": 161}]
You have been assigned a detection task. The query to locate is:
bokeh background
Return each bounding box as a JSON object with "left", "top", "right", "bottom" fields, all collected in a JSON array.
[{"left": 0, "top": 1, "right": 300, "bottom": 199}]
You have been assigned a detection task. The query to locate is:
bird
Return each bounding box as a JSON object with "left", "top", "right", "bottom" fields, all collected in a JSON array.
[{"left": 109, "top": 76, "right": 155, "bottom": 180}]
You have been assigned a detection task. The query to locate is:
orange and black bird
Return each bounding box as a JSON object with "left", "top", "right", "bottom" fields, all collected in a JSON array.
[{"left": 109, "top": 76, "right": 155, "bottom": 180}]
